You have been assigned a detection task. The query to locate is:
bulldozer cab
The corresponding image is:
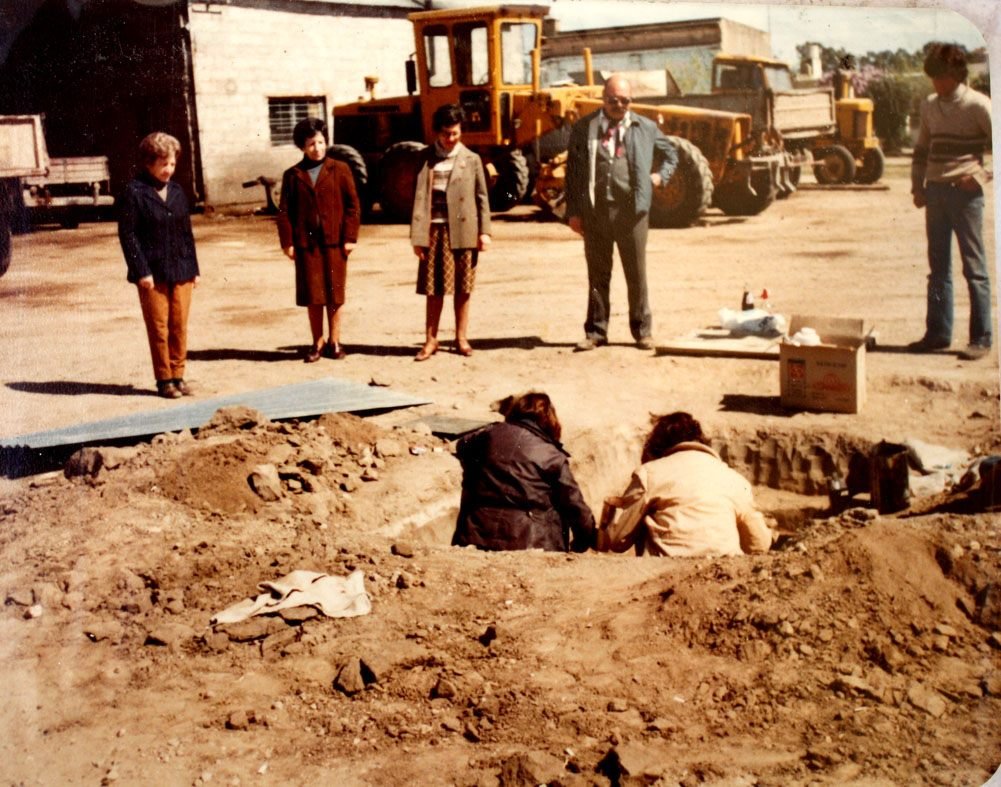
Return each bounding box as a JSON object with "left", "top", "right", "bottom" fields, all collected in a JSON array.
[
  {"left": 713, "top": 56, "right": 794, "bottom": 93},
  {"left": 409, "top": 5, "right": 547, "bottom": 147}
]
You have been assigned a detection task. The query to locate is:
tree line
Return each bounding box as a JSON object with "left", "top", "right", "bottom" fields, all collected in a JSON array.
[{"left": 795, "top": 42, "right": 990, "bottom": 152}]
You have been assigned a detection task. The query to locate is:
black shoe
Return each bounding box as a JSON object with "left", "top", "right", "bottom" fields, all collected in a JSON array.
[
  {"left": 157, "top": 381, "right": 182, "bottom": 399},
  {"left": 173, "top": 379, "right": 193, "bottom": 396},
  {"left": 907, "top": 337, "right": 950, "bottom": 353},
  {"left": 958, "top": 343, "right": 992, "bottom": 361}
]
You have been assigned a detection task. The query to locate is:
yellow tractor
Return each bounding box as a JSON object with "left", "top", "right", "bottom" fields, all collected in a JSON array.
[{"left": 331, "top": 4, "right": 781, "bottom": 227}]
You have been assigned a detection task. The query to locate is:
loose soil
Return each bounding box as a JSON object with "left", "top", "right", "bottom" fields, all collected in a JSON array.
[{"left": 0, "top": 159, "right": 999, "bottom": 785}]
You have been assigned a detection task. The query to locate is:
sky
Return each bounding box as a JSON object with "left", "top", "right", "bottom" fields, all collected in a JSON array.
[{"left": 542, "top": 0, "right": 995, "bottom": 69}]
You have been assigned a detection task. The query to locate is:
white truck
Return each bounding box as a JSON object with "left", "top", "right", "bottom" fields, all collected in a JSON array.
[{"left": 0, "top": 114, "right": 114, "bottom": 276}]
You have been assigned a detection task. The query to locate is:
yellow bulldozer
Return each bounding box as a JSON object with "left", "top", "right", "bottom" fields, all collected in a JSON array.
[{"left": 330, "top": 4, "right": 782, "bottom": 227}]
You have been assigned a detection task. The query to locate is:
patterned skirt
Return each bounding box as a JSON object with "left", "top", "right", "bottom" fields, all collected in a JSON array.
[{"left": 416, "top": 223, "right": 476, "bottom": 296}]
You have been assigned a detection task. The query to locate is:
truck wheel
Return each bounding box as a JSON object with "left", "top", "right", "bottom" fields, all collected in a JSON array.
[
  {"left": 649, "top": 136, "right": 713, "bottom": 228},
  {"left": 377, "top": 141, "right": 426, "bottom": 223},
  {"left": 327, "top": 144, "right": 369, "bottom": 201},
  {"left": 0, "top": 226, "right": 10, "bottom": 278},
  {"left": 487, "top": 148, "right": 529, "bottom": 213},
  {"left": 714, "top": 168, "right": 777, "bottom": 216},
  {"left": 813, "top": 145, "right": 856, "bottom": 184},
  {"left": 854, "top": 147, "right": 885, "bottom": 184}
]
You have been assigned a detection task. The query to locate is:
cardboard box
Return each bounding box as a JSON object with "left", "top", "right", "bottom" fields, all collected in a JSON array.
[{"left": 779, "top": 315, "right": 867, "bottom": 414}]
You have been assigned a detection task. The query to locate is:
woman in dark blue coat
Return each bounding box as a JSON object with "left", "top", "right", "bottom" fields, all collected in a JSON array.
[
  {"left": 453, "top": 392, "right": 595, "bottom": 552},
  {"left": 117, "top": 132, "right": 200, "bottom": 399}
]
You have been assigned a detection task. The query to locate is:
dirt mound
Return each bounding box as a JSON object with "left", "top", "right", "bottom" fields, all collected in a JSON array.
[{"left": 1, "top": 417, "right": 999, "bottom": 785}]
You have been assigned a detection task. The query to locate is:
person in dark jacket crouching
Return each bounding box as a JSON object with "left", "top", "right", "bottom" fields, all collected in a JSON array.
[{"left": 453, "top": 392, "right": 596, "bottom": 552}]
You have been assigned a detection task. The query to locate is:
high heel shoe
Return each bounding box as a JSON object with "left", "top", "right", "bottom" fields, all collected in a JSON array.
[
  {"left": 415, "top": 341, "right": 438, "bottom": 362},
  {"left": 324, "top": 342, "right": 347, "bottom": 360}
]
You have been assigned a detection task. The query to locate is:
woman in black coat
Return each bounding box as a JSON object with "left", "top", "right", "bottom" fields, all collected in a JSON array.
[
  {"left": 453, "top": 392, "right": 595, "bottom": 552},
  {"left": 117, "top": 131, "right": 200, "bottom": 399}
]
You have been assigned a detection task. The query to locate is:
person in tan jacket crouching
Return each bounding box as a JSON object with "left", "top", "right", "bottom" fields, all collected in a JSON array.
[{"left": 599, "top": 412, "right": 773, "bottom": 557}]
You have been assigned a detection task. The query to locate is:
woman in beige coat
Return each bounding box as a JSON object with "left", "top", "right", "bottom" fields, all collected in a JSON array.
[
  {"left": 599, "top": 412, "right": 773, "bottom": 557},
  {"left": 410, "top": 104, "right": 491, "bottom": 360}
]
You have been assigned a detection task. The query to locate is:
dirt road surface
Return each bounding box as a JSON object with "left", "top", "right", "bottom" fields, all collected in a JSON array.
[{"left": 0, "top": 159, "right": 999, "bottom": 785}]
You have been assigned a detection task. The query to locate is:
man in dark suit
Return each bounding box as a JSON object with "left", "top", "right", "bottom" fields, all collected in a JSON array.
[{"left": 565, "top": 75, "right": 677, "bottom": 351}]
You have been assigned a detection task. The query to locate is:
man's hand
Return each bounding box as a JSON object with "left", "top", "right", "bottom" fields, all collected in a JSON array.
[
  {"left": 478, "top": 234, "right": 491, "bottom": 252},
  {"left": 956, "top": 174, "right": 981, "bottom": 192},
  {"left": 650, "top": 172, "right": 662, "bottom": 188},
  {"left": 138, "top": 275, "right": 154, "bottom": 291},
  {"left": 568, "top": 216, "right": 584, "bottom": 236},
  {"left": 413, "top": 246, "right": 426, "bottom": 260},
  {"left": 912, "top": 191, "right": 926, "bottom": 209},
  {"left": 343, "top": 242, "right": 357, "bottom": 256},
  {"left": 283, "top": 246, "right": 295, "bottom": 260}
]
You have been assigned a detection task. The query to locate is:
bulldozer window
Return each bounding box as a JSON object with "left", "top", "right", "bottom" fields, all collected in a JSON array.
[
  {"left": 500, "top": 22, "right": 536, "bottom": 85},
  {"left": 424, "top": 25, "right": 453, "bottom": 88},
  {"left": 454, "top": 22, "right": 489, "bottom": 86},
  {"left": 764, "top": 66, "right": 794, "bottom": 91}
]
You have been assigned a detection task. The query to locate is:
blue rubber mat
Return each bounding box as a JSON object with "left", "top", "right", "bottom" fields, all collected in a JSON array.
[{"left": 1, "top": 377, "right": 431, "bottom": 450}]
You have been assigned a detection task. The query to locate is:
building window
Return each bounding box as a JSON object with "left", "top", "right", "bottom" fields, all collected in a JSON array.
[{"left": 268, "top": 97, "right": 326, "bottom": 146}]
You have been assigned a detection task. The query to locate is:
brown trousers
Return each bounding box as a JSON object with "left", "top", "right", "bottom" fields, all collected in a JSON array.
[{"left": 138, "top": 280, "right": 194, "bottom": 382}]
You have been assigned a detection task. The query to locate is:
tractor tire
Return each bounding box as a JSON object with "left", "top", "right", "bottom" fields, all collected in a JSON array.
[
  {"left": 649, "top": 135, "right": 713, "bottom": 228},
  {"left": 377, "top": 141, "right": 426, "bottom": 223},
  {"left": 488, "top": 148, "right": 529, "bottom": 213},
  {"left": 327, "top": 143, "right": 369, "bottom": 194},
  {"left": 854, "top": 147, "right": 885, "bottom": 184},
  {"left": 714, "top": 167, "right": 777, "bottom": 217},
  {"left": 813, "top": 145, "right": 856, "bottom": 185},
  {"left": 0, "top": 225, "right": 10, "bottom": 278}
]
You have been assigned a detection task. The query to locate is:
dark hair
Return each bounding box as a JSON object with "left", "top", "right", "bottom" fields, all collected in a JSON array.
[
  {"left": 432, "top": 103, "right": 465, "bottom": 132},
  {"left": 500, "top": 392, "right": 562, "bottom": 442},
  {"left": 923, "top": 43, "right": 968, "bottom": 83},
  {"left": 292, "top": 117, "right": 328, "bottom": 149},
  {"left": 641, "top": 412, "right": 708, "bottom": 463}
]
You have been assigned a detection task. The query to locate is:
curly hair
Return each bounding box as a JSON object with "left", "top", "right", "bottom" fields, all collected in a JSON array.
[
  {"left": 641, "top": 411, "right": 709, "bottom": 464},
  {"left": 499, "top": 391, "right": 562, "bottom": 443},
  {"left": 138, "top": 132, "right": 181, "bottom": 165},
  {"left": 923, "top": 43, "right": 968, "bottom": 83}
]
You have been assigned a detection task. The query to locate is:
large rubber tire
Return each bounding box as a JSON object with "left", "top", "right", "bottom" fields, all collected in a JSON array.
[
  {"left": 713, "top": 167, "right": 777, "bottom": 217},
  {"left": 854, "top": 147, "right": 885, "bottom": 184},
  {"left": 813, "top": 145, "right": 856, "bottom": 185},
  {"left": 377, "top": 141, "right": 426, "bottom": 223},
  {"left": 649, "top": 135, "right": 713, "bottom": 228},
  {"left": 327, "top": 143, "right": 369, "bottom": 194},
  {"left": 487, "top": 148, "right": 529, "bottom": 213},
  {"left": 0, "top": 225, "right": 10, "bottom": 278}
]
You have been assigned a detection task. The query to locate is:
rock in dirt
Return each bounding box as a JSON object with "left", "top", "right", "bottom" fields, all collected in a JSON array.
[
  {"left": 201, "top": 406, "right": 269, "bottom": 435},
  {"left": 333, "top": 656, "right": 378, "bottom": 695},
  {"left": 391, "top": 542, "right": 415, "bottom": 558},
  {"left": 375, "top": 439, "right": 403, "bottom": 458},
  {"left": 144, "top": 622, "right": 196, "bottom": 649},
  {"left": 219, "top": 616, "right": 289, "bottom": 642},
  {"left": 225, "top": 709, "right": 264, "bottom": 730},
  {"left": 5, "top": 589, "right": 34, "bottom": 606},
  {"left": 84, "top": 621, "right": 124, "bottom": 643},
  {"left": 431, "top": 677, "right": 458, "bottom": 700},
  {"left": 277, "top": 606, "right": 318, "bottom": 623},
  {"left": 907, "top": 683, "right": 948, "bottom": 717},
  {"left": 598, "top": 742, "right": 670, "bottom": 783},
  {"left": 248, "top": 464, "right": 283, "bottom": 502},
  {"left": 65, "top": 447, "right": 103, "bottom": 478},
  {"left": 497, "top": 751, "right": 565, "bottom": 786}
]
